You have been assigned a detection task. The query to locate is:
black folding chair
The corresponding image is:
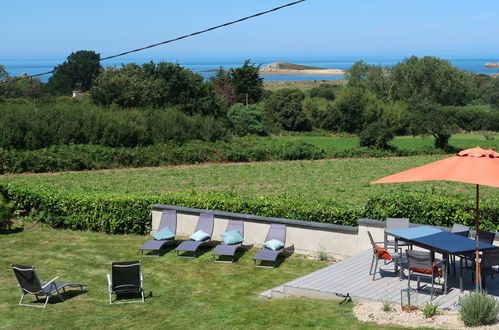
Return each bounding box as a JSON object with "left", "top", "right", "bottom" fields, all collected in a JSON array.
[
  {"left": 107, "top": 261, "right": 144, "bottom": 304},
  {"left": 11, "top": 264, "right": 86, "bottom": 308}
]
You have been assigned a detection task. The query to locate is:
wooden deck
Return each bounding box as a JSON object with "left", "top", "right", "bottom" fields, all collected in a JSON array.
[{"left": 261, "top": 250, "right": 499, "bottom": 311}]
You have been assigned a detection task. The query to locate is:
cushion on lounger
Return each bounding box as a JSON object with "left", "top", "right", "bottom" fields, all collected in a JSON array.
[
  {"left": 152, "top": 226, "right": 175, "bottom": 240},
  {"left": 264, "top": 239, "right": 284, "bottom": 251},
  {"left": 190, "top": 230, "right": 210, "bottom": 242},
  {"left": 220, "top": 230, "right": 244, "bottom": 245}
]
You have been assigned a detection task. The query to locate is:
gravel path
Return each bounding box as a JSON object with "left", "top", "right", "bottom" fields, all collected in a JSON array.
[{"left": 353, "top": 301, "right": 498, "bottom": 329}]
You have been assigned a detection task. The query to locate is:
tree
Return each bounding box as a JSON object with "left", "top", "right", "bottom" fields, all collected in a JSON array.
[
  {"left": 0, "top": 65, "right": 42, "bottom": 98},
  {"left": 483, "top": 77, "right": 499, "bottom": 108},
  {"left": 228, "top": 59, "right": 264, "bottom": 104},
  {"left": 409, "top": 104, "right": 458, "bottom": 149},
  {"left": 44, "top": 50, "right": 102, "bottom": 95},
  {"left": 389, "top": 56, "right": 477, "bottom": 106},
  {"left": 347, "top": 57, "right": 478, "bottom": 106},
  {"left": 265, "top": 88, "right": 311, "bottom": 131},
  {"left": 210, "top": 67, "right": 238, "bottom": 106},
  {"left": 330, "top": 87, "right": 382, "bottom": 133},
  {"left": 91, "top": 62, "right": 225, "bottom": 117}
]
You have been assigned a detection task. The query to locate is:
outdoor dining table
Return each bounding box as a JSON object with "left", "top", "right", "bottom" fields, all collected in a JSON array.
[{"left": 385, "top": 226, "right": 496, "bottom": 294}]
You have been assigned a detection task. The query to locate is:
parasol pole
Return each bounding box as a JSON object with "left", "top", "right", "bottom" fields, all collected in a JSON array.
[{"left": 475, "top": 184, "right": 481, "bottom": 291}]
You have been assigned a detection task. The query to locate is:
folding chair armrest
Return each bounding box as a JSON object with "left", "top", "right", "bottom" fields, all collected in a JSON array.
[
  {"left": 107, "top": 273, "right": 112, "bottom": 291},
  {"left": 41, "top": 276, "right": 60, "bottom": 289}
]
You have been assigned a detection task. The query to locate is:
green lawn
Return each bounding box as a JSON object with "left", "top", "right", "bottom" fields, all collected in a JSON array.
[
  {"left": 0, "top": 224, "right": 411, "bottom": 329},
  {"left": 2, "top": 155, "right": 497, "bottom": 206}
]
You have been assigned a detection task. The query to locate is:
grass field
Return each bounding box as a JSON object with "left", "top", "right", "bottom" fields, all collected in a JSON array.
[
  {"left": 0, "top": 223, "right": 410, "bottom": 329},
  {"left": 1, "top": 155, "right": 497, "bottom": 206},
  {"left": 273, "top": 133, "right": 499, "bottom": 153}
]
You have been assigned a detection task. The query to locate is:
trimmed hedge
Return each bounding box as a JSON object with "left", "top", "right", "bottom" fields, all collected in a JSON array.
[
  {"left": 1, "top": 184, "right": 496, "bottom": 235},
  {"left": 0, "top": 138, "right": 446, "bottom": 174},
  {"left": 365, "top": 192, "right": 498, "bottom": 232}
]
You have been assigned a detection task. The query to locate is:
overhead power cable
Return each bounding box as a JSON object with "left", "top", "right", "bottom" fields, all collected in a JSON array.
[{"left": 1, "top": 0, "right": 305, "bottom": 84}]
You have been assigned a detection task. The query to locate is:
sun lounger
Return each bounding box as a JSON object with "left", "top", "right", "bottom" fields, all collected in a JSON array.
[
  {"left": 11, "top": 264, "right": 87, "bottom": 308},
  {"left": 253, "top": 223, "right": 287, "bottom": 268},
  {"left": 139, "top": 210, "right": 177, "bottom": 257},
  {"left": 212, "top": 220, "right": 245, "bottom": 263},
  {"left": 175, "top": 213, "right": 214, "bottom": 258}
]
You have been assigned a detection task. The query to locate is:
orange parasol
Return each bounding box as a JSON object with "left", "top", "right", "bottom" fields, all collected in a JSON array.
[{"left": 371, "top": 146, "right": 499, "bottom": 291}]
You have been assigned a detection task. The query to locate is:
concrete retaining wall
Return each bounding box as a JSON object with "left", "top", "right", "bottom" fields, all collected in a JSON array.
[{"left": 151, "top": 204, "right": 498, "bottom": 260}]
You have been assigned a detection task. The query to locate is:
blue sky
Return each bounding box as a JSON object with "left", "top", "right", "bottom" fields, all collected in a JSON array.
[{"left": 3, "top": 0, "right": 499, "bottom": 60}]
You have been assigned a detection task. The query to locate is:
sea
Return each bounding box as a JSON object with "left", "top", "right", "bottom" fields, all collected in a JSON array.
[{"left": 2, "top": 56, "right": 499, "bottom": 82}]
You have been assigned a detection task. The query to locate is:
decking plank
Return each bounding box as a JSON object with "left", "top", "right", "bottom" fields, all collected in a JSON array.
[{"left": 268, "top": 250, "right": 498, "bottom": 311}]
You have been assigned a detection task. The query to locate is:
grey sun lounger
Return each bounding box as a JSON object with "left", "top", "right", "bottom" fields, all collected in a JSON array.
[
  {"left": 175, "top": 213, "right": 214, "bottom": 258},
  {"left": 212, "top": 220, "right": 245, "bottom": 263},
  {"left": 11, "top": 264, "right": 87, "bottom": 308},
  {"left": 253, "top": 223, "right": 287, "bottom": 268},
  {"left": 139, "top": 210, "right": 177, "bottom": 257}
]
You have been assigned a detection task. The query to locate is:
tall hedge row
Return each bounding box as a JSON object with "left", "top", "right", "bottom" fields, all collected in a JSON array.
[
  {"left": 0, "top": 102, "right": 228, "bottom": 150},
  {"left": 1, "top": 183, "right": 496, "bottom": 235}
]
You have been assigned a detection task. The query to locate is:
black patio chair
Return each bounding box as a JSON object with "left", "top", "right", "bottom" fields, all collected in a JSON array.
[
  {"left": 253, "top": 223, "right": 287, "bottom": 268},
  {"left": 175, "top": 213, "right": 214, "bottom": 258},
  {"left": 406, "top": 250, "right": 445, "bottom": 300},
  {"left": 459, "top": 229, "right": 496, "bottom": 269},
  {"left": 449, "top": 223, "right": 470, "bottom": 274},
  {"left": 139, "top": 210, "right": 177, "bottom": 257},
  {"left": 11, "top": 264, "right": 87, "bottom": 308},
  {"left": 107, "top": 261, "right": 144, "bottom": 304},
  {"left": 212, "top": 220, "right": 245, "bottom": 263}
]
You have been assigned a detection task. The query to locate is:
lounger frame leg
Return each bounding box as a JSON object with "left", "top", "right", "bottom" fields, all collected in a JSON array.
[
  {"left": 19, "top": 292, "right": 50, "bottom": 308},
  {"left": 109, "top": 289, "right": 145, "bottom": 304}
]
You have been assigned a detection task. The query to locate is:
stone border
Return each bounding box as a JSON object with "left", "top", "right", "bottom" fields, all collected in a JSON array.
[{"left": 151, "top": 204, "right": 358, "bottom": 234}]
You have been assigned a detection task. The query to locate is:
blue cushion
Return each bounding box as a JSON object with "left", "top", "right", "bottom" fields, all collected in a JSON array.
[
  {"left": 152, "top": 226, "right": 175, "bottom": 240},
  {"left": 263, "top": 239, "right": 284, "bottom": 251},
  {"left": 189, "top": 230, "right": 210, "bottom": 242},
  {"left": 220, "top": 230, "right": 244, "bottom": 245}
]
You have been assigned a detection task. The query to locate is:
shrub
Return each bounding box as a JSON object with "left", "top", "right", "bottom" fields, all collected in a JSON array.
[
  {"left": 265, "top": 88, "right": 311, "bottom": 131},
  {"left": 228, "top": 103, "right": 269, "bottom": 136},
  {"left": 364, "top": 192, "right": 498, "bottom": 231},
  {"left": 421, "top": 301, "right": 441, "bottom": 318},
  {"left": 459, "top": 291, "right": 499, "bottom": 326},
  {"left": 309, "top": 84, "right": 337, "bottom": 101},
  {"left": 0, "top": 102, "right": 228, "bottom": 150},
  {"left": 0, "top": 139, "right": 326, "bottom": 174},
  {"left": 91, "top": 61, "right": 225, "bottom": 117},
  {"left": 359, "top": 121, "right": 394, "bottom": 149},
  {"left": 302, "top": 97, "right": 334, "bottom": 129},
  {"left": 0, "top": 192, "right": 15, "bottom": 230}
]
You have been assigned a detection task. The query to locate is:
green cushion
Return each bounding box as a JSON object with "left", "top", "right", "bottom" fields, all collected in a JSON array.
[
  {"left": 220, "top": 230, "right": 244, "bottom": 245},
  {"left": 152, "top": 226, "right": 175, "bottom": 240},
  {"left": 263, "top": 239, "right": 284, "bottom": 251},
  {"left": 189, "top": 230, "right": 210, "bottom": 242}
]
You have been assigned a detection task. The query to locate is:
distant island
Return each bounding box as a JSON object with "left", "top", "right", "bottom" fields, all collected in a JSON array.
[
  {"left": 201, "top": 62, "right": 345, "bottom": 75},
  {"left": 484, "top": 62, "right": 499, "bottom": 68},
  {"left": 259, "top": 62, "right": 345, "bottom": 75}
]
